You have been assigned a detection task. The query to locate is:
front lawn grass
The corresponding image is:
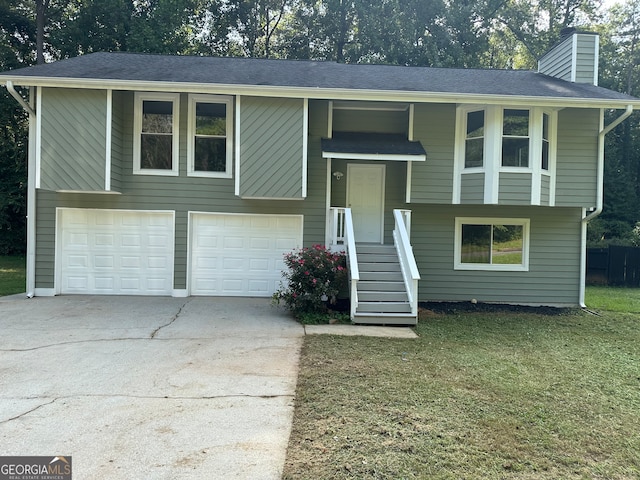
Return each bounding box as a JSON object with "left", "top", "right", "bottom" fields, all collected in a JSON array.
[
  {"left": 586, "top": 285, "right": 640, "bottom": 313},
  {"left": 0, "top": 256, "right": 26, "bottom": 296},
  {"left": 284, "top": 295, "right": 640, "bottom": 479}
]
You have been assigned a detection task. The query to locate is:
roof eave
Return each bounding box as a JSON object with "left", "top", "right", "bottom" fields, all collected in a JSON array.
[{"left": 2, "top": 75, "right": 638, "bottom": 109}]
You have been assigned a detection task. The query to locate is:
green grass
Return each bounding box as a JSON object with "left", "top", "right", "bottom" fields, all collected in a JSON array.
[
  {"left": 585, "top": 285, "right": 640, "bottom": 313},
  {"left": 284, "top": 291, "right": 640, "bottom": 479},
  {"left": 0, "top": 256, "right": 26, "bottom": 296}
]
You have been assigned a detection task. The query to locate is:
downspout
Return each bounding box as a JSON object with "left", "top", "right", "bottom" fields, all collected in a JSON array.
[
  {"left": 6, "top": 81, "right": 36, "bottom": 298},
  {"left": 579, "top": 104, "right": 634, "bottom": 307}
]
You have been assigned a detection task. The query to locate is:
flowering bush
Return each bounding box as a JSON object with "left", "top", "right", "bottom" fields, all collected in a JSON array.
[{"left": 272, "top": 244, "right": 348, "bottom": 316}]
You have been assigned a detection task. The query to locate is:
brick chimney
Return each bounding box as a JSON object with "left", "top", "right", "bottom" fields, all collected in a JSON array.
[{"left": 538, "top": 28, "right": 600, "bottom": 85}]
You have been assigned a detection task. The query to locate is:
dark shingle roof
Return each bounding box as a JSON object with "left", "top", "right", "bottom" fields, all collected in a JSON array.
[
  {"left": 322, "top": 133, "right": 427, "bottom": 157},
  {"left": 1, "top": 52, "right": 638, "bottom": 104}
]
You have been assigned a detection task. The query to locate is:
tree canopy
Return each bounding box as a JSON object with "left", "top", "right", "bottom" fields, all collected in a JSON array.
[{"left": 1, "top": 0, "right": 639, "bottom": 252}]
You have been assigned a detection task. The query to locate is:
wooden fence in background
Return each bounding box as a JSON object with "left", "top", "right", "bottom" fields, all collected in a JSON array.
[{"left": 587, "top": 246, "right": 640, "bottom": 286}]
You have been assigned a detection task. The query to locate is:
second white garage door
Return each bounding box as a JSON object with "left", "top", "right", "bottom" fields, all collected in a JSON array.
[{"left": 190, "top": 213, "right": 303, "bottom": 296}]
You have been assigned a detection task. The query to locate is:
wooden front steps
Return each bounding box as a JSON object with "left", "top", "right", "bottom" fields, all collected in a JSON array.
[{"left": 352, "top": 244, "right": 417, "bottom": 326}]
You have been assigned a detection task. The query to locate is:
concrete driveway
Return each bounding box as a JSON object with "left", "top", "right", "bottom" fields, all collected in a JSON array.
[{"left": 0, "top": 295, "right": 304, "bottom": 479}]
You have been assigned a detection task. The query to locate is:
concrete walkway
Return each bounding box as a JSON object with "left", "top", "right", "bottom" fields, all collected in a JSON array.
[{"left": 0, "top": 295, "right": 304, "bottom": 479}]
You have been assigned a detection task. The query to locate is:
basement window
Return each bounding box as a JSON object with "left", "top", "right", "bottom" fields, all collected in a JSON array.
[{"left": 454, "top": 217, "right": 530, "bottom": 271}]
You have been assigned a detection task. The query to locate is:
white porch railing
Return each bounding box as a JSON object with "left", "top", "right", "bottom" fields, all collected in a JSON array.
[
  {"left": 328, "top": 207, "right": 346, "bottom": 247},
  {"left": 393, "top": 209, "right": 420, "bottom": 317},
  {"left": 343, "top": 208, "right": 360, "bottom": 319}
]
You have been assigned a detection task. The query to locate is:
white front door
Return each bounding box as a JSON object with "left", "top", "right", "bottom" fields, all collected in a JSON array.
[{"left": 347, "top": 164, "right": 385, "bottom": 243}]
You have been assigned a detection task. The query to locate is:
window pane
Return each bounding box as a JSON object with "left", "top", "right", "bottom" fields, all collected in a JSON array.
[
  {"left": 141, "top": 134, "right": 172, "bottom": 169},
  {"left": 465, "top": 137, "right": 483, "bottom": 168},
  {"left": 461, "top": 224, "right": 491, "bottom": 263},
  {"left": 466, "top": 110, "right": 484, "bottom": 138},
  {"left": 542, "top": 139, "right": 549, "bottom": 170},
  {"left": 142, "top": 101, "right": 173, "bottom": 134},
  {"left": 196, "top": 102, "right": 226, "bottom": 136},
  {"left": 542, "top": 113, "right": 549, "bottom": 141},
  {"left": 195, "top": 137, "right": 226, "bottom": 172},
  {"left": 502, "top": 138, "right": 529, "bottom": 167},
  {"left": 503, "top": 109, "right": 529, "bottom": 136},
  {"left": 492, "top": 225, "right": 523, "bottom": 265}
]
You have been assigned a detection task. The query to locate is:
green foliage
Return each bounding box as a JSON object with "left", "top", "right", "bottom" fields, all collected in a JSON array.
[
  {"left": 0, "top": 255, "right": 26, "bottom": 296},
  {"left": 272, "top": 245, "right": 347, "bottom": 317}
]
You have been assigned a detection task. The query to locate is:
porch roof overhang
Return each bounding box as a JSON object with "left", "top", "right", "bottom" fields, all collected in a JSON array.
[{"left": 321, "top": 133, "right": 427, "bottom": 161}]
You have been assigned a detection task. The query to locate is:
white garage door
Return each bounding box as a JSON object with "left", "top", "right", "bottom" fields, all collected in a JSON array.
[
  {"left": 57, "top": 209, "right": 174, "bottom": 295},
  {"left": 190, "top": 213, "right": 303, "bottom": 296}
]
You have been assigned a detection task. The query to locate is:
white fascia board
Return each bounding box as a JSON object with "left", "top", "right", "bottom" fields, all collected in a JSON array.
[
  {"left": 3, "top": 75, "right": 640, "bottom": 109},
  {"left": 322, "top": 152, "right": 426, "bottom": 161}
]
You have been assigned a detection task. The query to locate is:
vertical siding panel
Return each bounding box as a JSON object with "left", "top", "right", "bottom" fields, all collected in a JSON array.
[
  {"left": 40, "top": 88, "right": 107, "bottom": 191},
  {"left": 239, "top": 97, "right": 305, "bottom": 198}
]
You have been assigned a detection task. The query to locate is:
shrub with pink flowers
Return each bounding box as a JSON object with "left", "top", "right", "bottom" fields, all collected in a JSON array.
[{"left": 272, "top": 244, "right": 348, "bottom": 317}]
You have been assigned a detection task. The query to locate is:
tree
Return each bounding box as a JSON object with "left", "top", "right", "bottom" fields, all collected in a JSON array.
[{"left": 0, "top": 0, "right": 32, "bottom": 254}]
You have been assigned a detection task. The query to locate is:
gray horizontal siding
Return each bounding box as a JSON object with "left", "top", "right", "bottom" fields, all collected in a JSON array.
[
  {"left": 308, "top": 100, "right": 329, "bottom": 137},
  {"left": 538, "top": 37, "right": 573, "bottom": 82},
  {"left": 40, "top": 87, "right": 107, "bottom": 191},
  {"left": 239, "top": 96, "right": 305, "bottom": 199},
  {"left": 332, "top": 108, "right": 408, "bottom": 134},
  {"left": 541, "top": 175, "right": 550, "bottom": 205},
  {"left": 460, "top": 173, "right": 484, "bottom": 204},
  {"left": 575, "top": 35, "right": 598, "bottom": 85},
  {"left": 555, "top": 108, "right": 598, "bottom": 207},
  {"left": 410, "top": 103, "right": 455, "bottom": 203},
  {"left": 499, "top": 172, "right": 531, "bottom": 205},
  {"left": 411, "top": 204, "right": 583, "bottom": 305}
]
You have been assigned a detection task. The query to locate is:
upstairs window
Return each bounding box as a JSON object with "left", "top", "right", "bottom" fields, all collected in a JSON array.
[
  {"left": 465, "top": 110, "right": 484, "bottom": 168},
  {"left": 542, "top": 113, "right": 550, "bottom": 171},
  {"left": 134, "top": 93, "right": 180, "bottom": 176},
  {"left": 187, "top": 95, "right": 233, "bottom": 178},
  {"left": 455, "top": 217, "right": 529, "bottom": 271},
  {"left": 502, "top": 109, "right": 530, "bottom": 167}
]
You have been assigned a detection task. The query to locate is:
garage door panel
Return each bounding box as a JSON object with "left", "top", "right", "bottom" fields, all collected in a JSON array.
[
  {"left": 190, "top": 213, "right": 302, "bottom": 297},
  {"left": 58, "top": 209, "right": 174, "bottom": 295}
]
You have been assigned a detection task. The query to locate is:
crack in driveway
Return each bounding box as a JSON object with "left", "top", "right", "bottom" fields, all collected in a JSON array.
[
  {"left": 0, "top": 398, "right": 58, "bottom": 424},
  {"left": 151, "top": 300, "right": 190, "bottom": 339},
  {"left": 0, "top": 301, "right": 192, "bottom": 351},
  {"left": 0, "top": 393, "right": 293, "bottom": 424}
]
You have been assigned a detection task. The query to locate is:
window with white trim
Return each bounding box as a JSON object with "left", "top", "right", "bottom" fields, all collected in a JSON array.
[
  {"left": 457, "top": 106, "right": 556, "bottom": 172},
  {"left": 455, "top": 217, "right": 530, "bottom": 271},
  {"left": 501, "top": 109, "right": 530, "bottom": 167},
  {"left": 465, "top": 109, "right": 484, "bottom": 168},
  {"left": 542, "top": 112, "right": 550, "bottom": 171},
  {"left": 187, "top": 95, "right": 233, "bottom": 178},
  {"left": 133, "top": 92, "right": 180, "bottom": 175}
]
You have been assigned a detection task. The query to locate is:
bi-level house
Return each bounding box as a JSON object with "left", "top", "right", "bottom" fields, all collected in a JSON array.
[{"left": 2, "top": 30, "right": 638, "bottom": 324}]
